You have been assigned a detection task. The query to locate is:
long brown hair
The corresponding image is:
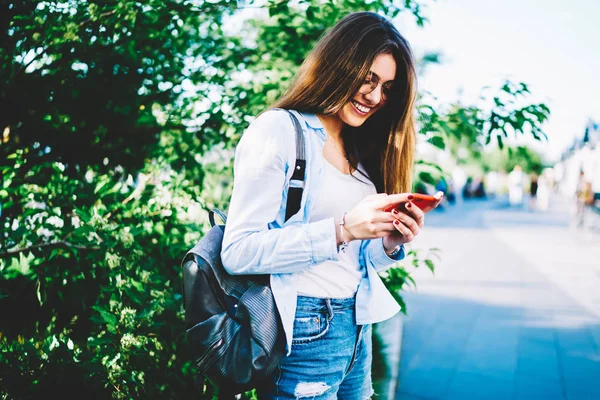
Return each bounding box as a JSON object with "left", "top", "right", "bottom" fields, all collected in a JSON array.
[{"left": 272, "top": 12, "right": 417, "bottom": 194}]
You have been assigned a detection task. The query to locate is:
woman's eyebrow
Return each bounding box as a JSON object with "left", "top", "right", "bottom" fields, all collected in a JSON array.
[
  {"left": 368, "top": 71, "right": 380, "bottom": 81},
  {"left": 369, "top": 71, "right": 394, "bottom": 84}
]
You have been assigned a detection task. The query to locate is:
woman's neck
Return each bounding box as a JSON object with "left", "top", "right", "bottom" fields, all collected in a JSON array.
[{"left": 317, "top": 114, "right": 344, "bottom": 142}]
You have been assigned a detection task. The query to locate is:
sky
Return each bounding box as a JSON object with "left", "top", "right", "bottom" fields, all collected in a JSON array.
[{"left": 395, "top": 0, "right": 600, "bottom": 163}]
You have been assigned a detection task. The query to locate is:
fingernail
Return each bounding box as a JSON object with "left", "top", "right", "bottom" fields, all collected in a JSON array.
[
  {"left": 393, "top": 219, "right": 399, "bottom": 225},
  {"left": 391, "top": 208, "right": 398, "bottom": 214},
  {"left": 408, "top": 194, "right": 414, "bottom": 200},
  {"left": 407, "top": 202, "right": 412, "bottom": 208}
]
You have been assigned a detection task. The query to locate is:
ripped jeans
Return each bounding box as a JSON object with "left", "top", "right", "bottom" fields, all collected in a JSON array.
[{"left": 257, "top": 296, "right": 373, "bottom": 399}]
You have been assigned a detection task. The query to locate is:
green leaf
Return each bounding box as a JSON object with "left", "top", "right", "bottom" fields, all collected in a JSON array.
[
  {"left": 427, "top": 135, "right": 445, "bottom": 150},
  {"left": 36, "top": 279, "right": 43, "bottom": 305},
  {"left": 7, "top": 251, "right": 36, "bottom": 276},
  {"left": 94, "top": 179, "right": 110, "bottom": 195},
  {"left": 93, "top": 306, "right": 118, "bottom": 327},
  {"left": 497, "top": 134, "right": 504, "bottom": 150},
  {"left": 424, "top": 259, "right": 435, "bottom": 273},
  {"left": 418, "top": 171, "right": 436, "bottom": 185},
  {"left": 75, "top": 208, "right": 92, "bottom": 223}
]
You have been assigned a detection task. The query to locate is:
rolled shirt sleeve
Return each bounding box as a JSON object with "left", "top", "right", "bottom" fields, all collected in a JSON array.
[{"left": 362, "top": 238, "right": 405, "bottom": 273}]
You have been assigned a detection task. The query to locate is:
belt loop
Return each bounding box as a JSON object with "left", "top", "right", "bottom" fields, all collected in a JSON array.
[{"left": 325, "top": 298, "right": 333, "bottom": 321}]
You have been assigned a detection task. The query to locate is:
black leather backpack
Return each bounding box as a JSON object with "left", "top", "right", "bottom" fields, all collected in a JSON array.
[{"left": 181, "top": 110, "right": 306, "bottom": 394}]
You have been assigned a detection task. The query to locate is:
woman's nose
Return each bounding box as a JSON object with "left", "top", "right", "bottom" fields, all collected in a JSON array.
[{"left": 363, "top": 84, "right": 383, "bottom": 104}]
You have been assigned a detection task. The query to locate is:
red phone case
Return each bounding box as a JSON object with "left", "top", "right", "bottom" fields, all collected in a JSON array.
[
  {"left": 411, "top": 194, "right": 437, "bottom": 211},
  {"left": 386, "top": 193, "right": 437, "bottom": 213}
]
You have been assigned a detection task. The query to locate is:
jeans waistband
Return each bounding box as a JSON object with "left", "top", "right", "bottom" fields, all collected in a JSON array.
[{"left": 296, "top": 295, "right": 355, "bottom": 311}]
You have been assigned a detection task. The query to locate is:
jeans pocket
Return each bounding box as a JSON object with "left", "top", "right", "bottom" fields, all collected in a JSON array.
[{"left": 291, "top": 312, "right": 329, "bottom": 344}]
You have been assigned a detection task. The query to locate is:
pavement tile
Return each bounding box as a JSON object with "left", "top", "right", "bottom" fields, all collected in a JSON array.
[
  {"left": 516, "top": 338, "right": 561, "bottom": 381},
  {"left": 398, "top": 349, "right": 459, "bottom": 400},
  {"left": 560, "top": 353, "right": 600, "bottom": 397},
  {"left": 445, "top": 370, "right": 514, "bottom": 400},
  {"left": 456, "top": 350, "right": 518, "bottom": 381},
  {"left": 397, "top": 367, "right": 453, "bottom": 400},
  {"left": 513, "top": 373, "right": 565, "bottom": 400},
  {"left": 519, "top": 325, "right": 557, "bottom": 346},
  {"left": 417, "top": 325, "right": 472, "bottom": 357},
  {"left": 396, "top": 392, "right": 437, "bottom": 400},
  {"left": 556, "top": 328, "right": 598, "bottom": 355},
  {"left": 567, "top": 391, "right": 600, "bottom": 400},
  {"left": 463, "top": 330, "right": 519, "bottom": 356}
]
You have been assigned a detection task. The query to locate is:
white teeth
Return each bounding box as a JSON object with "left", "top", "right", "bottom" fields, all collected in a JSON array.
[{"left": 352, "top": 101, "right": 370, "bottom": 113}]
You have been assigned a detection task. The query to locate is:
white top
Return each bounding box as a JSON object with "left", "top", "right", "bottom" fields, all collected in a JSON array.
[{"left": 295, "top": 159, "right": 377, "bottom": 298}]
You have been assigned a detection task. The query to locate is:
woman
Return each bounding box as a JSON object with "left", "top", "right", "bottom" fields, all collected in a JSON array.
[{"left": 221, "top": 11, "right": 442, "bottom": 399}]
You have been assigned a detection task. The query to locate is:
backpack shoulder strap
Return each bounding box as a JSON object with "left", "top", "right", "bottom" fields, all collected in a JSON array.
[
  {"left": 209, "top": 209, "right": 227, "bottom": 227},
  {"left": 283, "top": 110, "right": 306, "bottom": 222},
  {"left": 208, "top": 109, "right": 306, "bottom": 227}
]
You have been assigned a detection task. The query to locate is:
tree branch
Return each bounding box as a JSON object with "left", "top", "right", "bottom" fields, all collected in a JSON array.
[
  {"left": 78, "top": 9, "right": 118, "bottom": 29},
  {"left": 1, "top": 240, "right": 100, "bottom": 258}
]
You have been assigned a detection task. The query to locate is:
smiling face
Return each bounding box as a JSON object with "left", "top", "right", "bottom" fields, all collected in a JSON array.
[{"left": 337, "top": 52, "right": 397, "bottom": 127}]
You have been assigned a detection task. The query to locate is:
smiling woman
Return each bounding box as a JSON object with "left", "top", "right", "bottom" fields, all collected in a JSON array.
[
  {"left": 220, "top": 11, "right": 443, "bottom": 399},
  {"left": 272, "top": 12, "right": 418, "bottom": 195}
]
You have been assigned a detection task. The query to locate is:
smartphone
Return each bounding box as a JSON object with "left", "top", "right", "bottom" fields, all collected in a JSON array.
[{"left": 387, "top": 193, "right": 438, "bottom": 213}]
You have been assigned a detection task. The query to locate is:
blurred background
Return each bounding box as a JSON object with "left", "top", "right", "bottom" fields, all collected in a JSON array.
[{"left": 1, "top": 0, "right": 598, "bottom": 399}]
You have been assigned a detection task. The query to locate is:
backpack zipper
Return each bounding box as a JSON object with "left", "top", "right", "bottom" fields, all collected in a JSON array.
[{"left": 196, "top": 337, "right": 224, "bottom": 368}]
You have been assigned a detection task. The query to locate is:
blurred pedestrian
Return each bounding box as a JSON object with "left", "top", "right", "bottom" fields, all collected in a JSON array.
[
  {"left": 446, "top": 177, "right": 456, "bottom": 204},
  {"left": 528, "top": 173, "right": 538, "bottom": 211},
  {"left": 463, "top": 177, "right": 473, "bottom": 199},
  {"left": 473, "top": 176, "right": 486, "bottom": 198},
  {"left": 485, "top": 170, "right": 499, "bottom": 198},
  {"left": 573, "top": 171, "right": 594, "bottom": 228},
  {"left": 452, "top": 166, "right": 467, "bottom": 202},
  {"left": 508, "top": 165, "right": 525, "bottom": 207},
  {"left": 536, "top": 169, "right": 551, "bottom": 211}
]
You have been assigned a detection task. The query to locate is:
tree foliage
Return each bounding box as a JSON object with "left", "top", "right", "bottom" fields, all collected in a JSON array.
[
  {"left": 415, "top": 80, "right": 550, "bottom": 184},
  {"left": 0, "top": 1, "right": 548, "bottom": 398}
]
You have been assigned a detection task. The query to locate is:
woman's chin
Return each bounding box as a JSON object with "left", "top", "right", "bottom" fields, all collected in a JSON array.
[
  {"left": 340, "top": 110, "right": 370, "bottom": 127},
  {"left": 347, "top": 118, "right": 367, "bottom": 127}
]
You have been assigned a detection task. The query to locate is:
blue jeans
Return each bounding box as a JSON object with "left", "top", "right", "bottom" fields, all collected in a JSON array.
[{"left": 257, "top": 296, "right": 373, "bottom": 399}]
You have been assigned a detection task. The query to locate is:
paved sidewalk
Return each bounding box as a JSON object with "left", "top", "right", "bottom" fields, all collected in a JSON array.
[{"left": 396, "top": 195, "right": 600, "bottom": 400}]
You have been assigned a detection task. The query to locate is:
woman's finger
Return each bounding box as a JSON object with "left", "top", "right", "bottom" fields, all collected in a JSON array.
[
  {"left": 391, "top": 207, "right": 422, "bottom": 231},
  {"left": 431, "top": 191, "right": 444, "bottom": 209},
  {"left": 377, "top": 193, "right": 414, "bottom": 210},
  {"left": 392, "top": 219, "right": 414, "bottom": 242},
  {"left": 398, "top": 202, "right": 425, "bottom": 228}
]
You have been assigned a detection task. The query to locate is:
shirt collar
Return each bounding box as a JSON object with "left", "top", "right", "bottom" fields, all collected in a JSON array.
[{"left": 298, "top": 112, "right": 324, "bottom": 131}]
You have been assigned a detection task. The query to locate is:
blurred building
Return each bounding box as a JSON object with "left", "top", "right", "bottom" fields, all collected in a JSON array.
[{"left": 554, "top": 119, "right": 600, "bottom": 197}]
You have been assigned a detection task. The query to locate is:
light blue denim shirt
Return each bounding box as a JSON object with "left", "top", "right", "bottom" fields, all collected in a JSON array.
[{"left": 221, "top": 109, "right": 403, "bottom": 354}]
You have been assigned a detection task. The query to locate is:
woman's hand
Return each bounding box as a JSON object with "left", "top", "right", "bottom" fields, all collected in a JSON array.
[
  {"left": 335, "top": 193, "right": 423, "bottom": 245},
  {"left": 382, "top": 191, "right": 444, "bottom": 252},
  {"left": 335, "top": 192, "right": 444, "bottom": 253}
]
